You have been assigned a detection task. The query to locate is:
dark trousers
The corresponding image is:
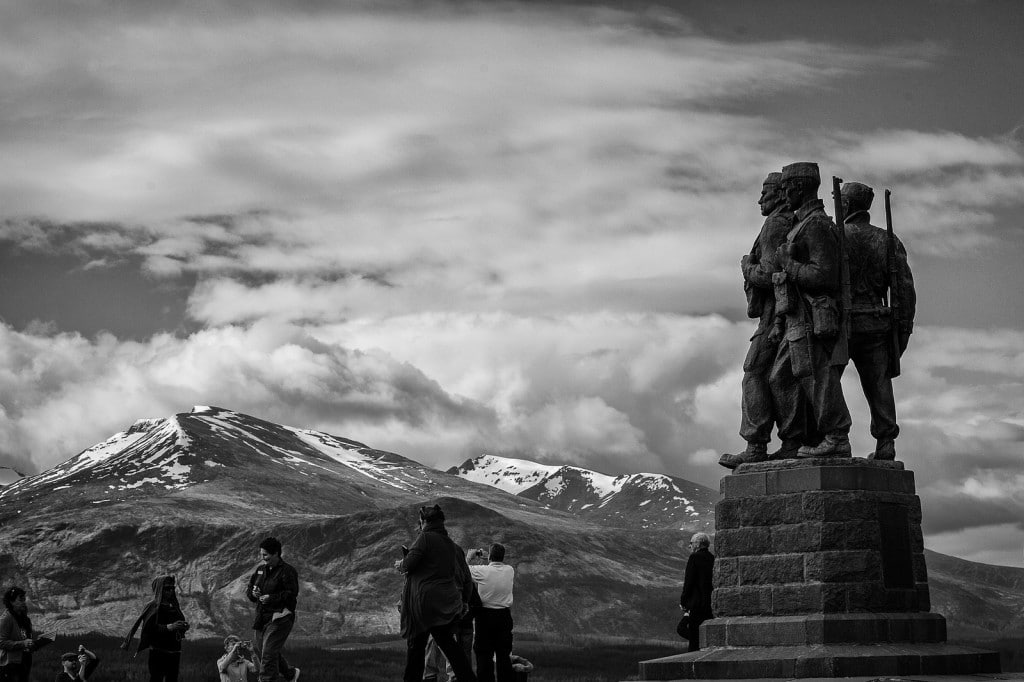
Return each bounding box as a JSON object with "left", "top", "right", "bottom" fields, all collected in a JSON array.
[
  {"left": 0, "top": 661, "right": 30, "bottom": 682},
  {"left": 474, "top": 608, "right": 514, "bottom": 682},
  {"left": 687, "top": 615, "right": 709, "bottom": 653},
  {"left": 254, "top": 616, "right": 296, "bottom": 682},
  {"left": 843, "top": 333, "right": 899, "bottom": 441},
  {"left": 147, "top": 649, "right": 180, "bottom": 682},
  {"left": 769, "top": 331, "right": 851, "bottom": 441},
  {"left": 406, "top": 622, "right": 477, "bottom": 682},
  {"left": 425, "top": 619, "right": 474, "bottom": 681},
  {"left": 740, "top": 331, "right": 779, "bottom": 443}
]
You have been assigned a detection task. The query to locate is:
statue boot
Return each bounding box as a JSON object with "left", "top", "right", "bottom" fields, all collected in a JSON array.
[
  {"left": 795, "top": 433, "right": 852, "bottom": 458},
  {"left": 719, "top": 442, "right": 768, "bottom": 470},
  {"left": 868, "top": 439, "right": 896, "bottom": 461},
  {"left": 769, "top": 439, "right": 802, "bottom": 460}
]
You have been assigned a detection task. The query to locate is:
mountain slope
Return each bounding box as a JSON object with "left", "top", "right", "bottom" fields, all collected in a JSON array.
[
  {"left": 3, "top": 408, "right": 1023, "bottom": 642},
  {"left": 0, "top": 406, "right": 542, "bottom": 524},
  {"left": 0, "top": 408, "right": 691, "bottom": 640},
  {"left": 448, "top": 454, "right": 717, "bottom": 531}
]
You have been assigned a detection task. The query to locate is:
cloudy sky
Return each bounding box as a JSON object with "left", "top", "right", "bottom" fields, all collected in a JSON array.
[{"left": 1, "top": 0, "right": 1022, "bottom": 566}]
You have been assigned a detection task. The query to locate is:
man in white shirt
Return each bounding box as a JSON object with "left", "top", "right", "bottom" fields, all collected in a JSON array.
[{"left": 466, "top": 544, "right": 515, "bottom": 682}]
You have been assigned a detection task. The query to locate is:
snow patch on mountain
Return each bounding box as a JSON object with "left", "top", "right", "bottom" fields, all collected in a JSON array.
[{"left": 448, "top": 455, "right": 562, "bottom": 495}]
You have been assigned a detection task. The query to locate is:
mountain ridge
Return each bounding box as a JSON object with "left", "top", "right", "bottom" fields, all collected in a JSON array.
[
  {"left": 448, "top": 454, "right": 717, "bottom": 531},
  {"left": 1, "top": 406, "right": 1023, "bottom": 641}
]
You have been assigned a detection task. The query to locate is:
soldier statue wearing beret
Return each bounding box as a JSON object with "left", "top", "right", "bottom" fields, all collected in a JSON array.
[{"left": 769, "top": 162, "right": 852, "bottom": 458}]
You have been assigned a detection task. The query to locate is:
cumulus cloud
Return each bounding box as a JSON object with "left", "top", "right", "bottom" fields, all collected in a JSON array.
[
  {"left": 0, "top": 321, "right": 494, "bottom": 473},
  {"left": 1, "top": 0, "right": 1023, "bottom": 567}
]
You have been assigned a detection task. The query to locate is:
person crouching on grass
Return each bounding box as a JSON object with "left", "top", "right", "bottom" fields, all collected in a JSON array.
[
  {"left": 55, "top": 646, "right": 99, "bottom": 682},
  {"left": 218, "top": 635, "right": 258, "bottom": 682}
]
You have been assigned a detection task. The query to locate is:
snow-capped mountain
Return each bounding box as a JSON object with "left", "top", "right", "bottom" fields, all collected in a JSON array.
[
  {"left": 2, "top": 407, "right": 1023, "bottom": 642},
  {"left": 0, "top": 406, "right": 525, "bottom": 522},
  {"left": 0, "top": 407, "right": 694, "bottom": 640},
  {"left": 448, "top": 454, "right": 717, "bottom": 531}
]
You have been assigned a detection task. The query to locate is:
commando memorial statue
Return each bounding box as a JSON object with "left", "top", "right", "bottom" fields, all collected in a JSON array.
[
  {"left": 639, "top": 163, "right": 1000, "bottom": 680},
  {"left": 839, "top": 181, "right": 916, "bottom": 460}
]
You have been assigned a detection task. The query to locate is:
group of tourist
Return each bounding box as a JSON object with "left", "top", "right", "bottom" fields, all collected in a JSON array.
[
  {"left": 1, "top": 510, "right": 518, "bottom": 682},
  {"left": 395, "top": 504, "right": 517, "bottom": 682},
  {"left": 2, "top": 536, "right": 298, "bottom": 682},
  {"left": 0, "top": 586, "right": 99, "bottom": 682}
]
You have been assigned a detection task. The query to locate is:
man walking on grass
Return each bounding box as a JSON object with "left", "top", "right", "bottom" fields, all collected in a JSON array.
[{"left": 248, "top": 537, "right": 300, "bottom": 682}]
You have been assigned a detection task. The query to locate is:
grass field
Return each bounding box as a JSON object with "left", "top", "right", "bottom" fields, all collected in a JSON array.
[
  {"left": 24, "top": 633, "right": 1024, "bottom": 681},
  {"left": 26, "top": 632, "right": 687, "bottom": 681}
]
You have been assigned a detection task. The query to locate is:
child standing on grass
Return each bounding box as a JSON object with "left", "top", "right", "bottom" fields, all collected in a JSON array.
[{"left": 218, "top": 635, "right": 258, "bottom": 682}]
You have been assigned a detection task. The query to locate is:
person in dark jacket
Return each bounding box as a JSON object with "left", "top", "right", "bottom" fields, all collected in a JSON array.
[
  {"left": 679, "top": 532, "right": 714, "bottom": 652},
  {"left": 247, "top": 537, "right": 300, "bottom": 682},
  {"left": 120, "top": 576, "right": 189, "bottom": 682},
  {"left": 1, "top": 586, "right": 53, "bottom": 682},
  {"left": 396, "top": 505, "right": 477, "bottom": 682}
]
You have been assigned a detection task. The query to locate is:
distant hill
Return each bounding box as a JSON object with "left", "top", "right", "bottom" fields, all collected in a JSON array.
[{"left": 448, "top": 455, "right": 716, "bottom": 531}]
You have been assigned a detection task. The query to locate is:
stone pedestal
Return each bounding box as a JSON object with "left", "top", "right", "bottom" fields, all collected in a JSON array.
[{"left": 638, "top": 459, "right": 1000, "bottom": 679}]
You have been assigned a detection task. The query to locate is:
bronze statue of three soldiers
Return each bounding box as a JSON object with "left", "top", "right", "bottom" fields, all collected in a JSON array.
[{"left": 720, "top": 161, "right": 916, "bottom": 470}]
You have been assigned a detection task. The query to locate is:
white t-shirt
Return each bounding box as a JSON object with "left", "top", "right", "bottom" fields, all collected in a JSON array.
[
  {"left": 217, "top": 653, "right": 257, "bottom": 682},
  {"left": 469, "top": 562, "right": 515, "bottom": 609}
]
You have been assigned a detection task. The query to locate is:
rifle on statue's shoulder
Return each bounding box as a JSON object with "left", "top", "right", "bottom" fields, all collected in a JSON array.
[
  {"left": 831, "top": 176, "right": 851, "bottom": 365},
  {"left": 884, "top": 189, "right": 902, "bottom": 378}
]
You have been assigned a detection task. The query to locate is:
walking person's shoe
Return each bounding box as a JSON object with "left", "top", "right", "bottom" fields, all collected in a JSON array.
[
  {"left": 718, "top": 442, "right": 768, "bottom": 470},
  {"left": 795, "top": 434, "right": 852, "bottom": 458}
]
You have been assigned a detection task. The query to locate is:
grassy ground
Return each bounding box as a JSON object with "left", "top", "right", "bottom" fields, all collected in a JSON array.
[
  {"left": 27, "top": 633, "right": 1024, "bottom": 680},
  {"left": 26, "top": 632, "right": 687, "bottom": 681}
]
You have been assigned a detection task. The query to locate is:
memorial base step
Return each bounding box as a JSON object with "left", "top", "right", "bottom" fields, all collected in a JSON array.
[{"left": 637, "top": 642, "right": 1001, "bottom": 679}]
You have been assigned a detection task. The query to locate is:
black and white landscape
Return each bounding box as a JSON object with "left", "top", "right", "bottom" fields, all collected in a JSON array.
[{"left": 2, "top": 407, "right": 1023, "bottom": 643}]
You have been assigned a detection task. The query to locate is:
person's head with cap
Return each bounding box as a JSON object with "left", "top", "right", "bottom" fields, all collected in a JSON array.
[
  {"left": 60, "top": 651, "right": 82, "bottom": 676},
  {"left": 780, "top": 161, "right": 820, "bottom": 211},
  {"left": 759, "top": 171, "right": 786, "bottom": 217},
  {"left": 841, "top": 181, "right": 874, "bottom": 219}
]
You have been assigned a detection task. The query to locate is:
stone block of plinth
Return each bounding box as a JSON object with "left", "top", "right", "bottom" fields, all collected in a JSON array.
[{"left": 636, "top": 459, "right": 999, "bottom": 679}]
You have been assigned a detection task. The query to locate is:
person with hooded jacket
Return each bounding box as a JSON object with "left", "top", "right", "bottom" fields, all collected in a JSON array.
[
  {"left": 121, "top": 576, "right": 189, "bottom": 682},
  {"left": 396, "top": 504, "right": 477, "bottom": 682}
]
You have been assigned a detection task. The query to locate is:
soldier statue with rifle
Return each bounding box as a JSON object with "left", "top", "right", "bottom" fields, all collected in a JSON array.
[
  {"left": 838, "top": 181, "right": 916, "bottom": 460},
  {"left": 767, "top": 162, "right": 852, "bottom": 459}
]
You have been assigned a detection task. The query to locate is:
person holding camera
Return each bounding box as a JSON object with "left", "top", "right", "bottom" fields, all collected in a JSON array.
[
  {"left": 247, "top": 537, "right": 300, "bottom": 682},
  {"left": 121, "top": 576, "right": 189, "bottom": 682},
  {"left": 217, "top": 635, "right": 258, "bottom": 682},
  {"left": 465, "top": 544, "right": 515, "bottom": 682},
  {"left": 55, "top": 645, "right": 99, "bottom": 682}
]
